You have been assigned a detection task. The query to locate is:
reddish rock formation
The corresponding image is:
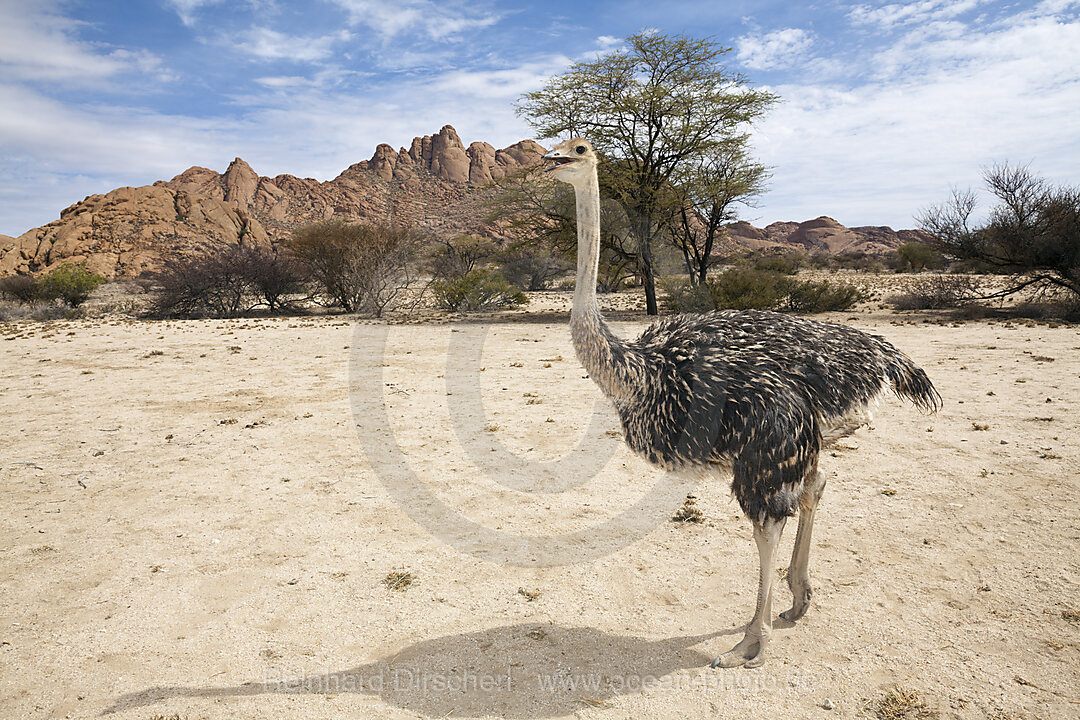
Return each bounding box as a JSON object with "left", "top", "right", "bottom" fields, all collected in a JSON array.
[
  {"left": 0, "top": 124, "right": 927, "bottom": 279},
  {"left": 1, "top": 126, "right": 545, "bottom": 278},
  {"left": 722, "top": 217, "right": 926, "bottom": 257}
]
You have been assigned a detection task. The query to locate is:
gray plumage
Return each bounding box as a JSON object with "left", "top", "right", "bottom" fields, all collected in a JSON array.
[{"left": 576, "top": 307, "right": 941, "bottom": 523}]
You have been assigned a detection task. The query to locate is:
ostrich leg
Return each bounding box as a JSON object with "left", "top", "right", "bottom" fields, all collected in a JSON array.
[
  {"left": 781, "top": 471, "right": 826, "bottom": 622},
  {"left": 712, "top": 517, "right": 787, "bottom": 669}
]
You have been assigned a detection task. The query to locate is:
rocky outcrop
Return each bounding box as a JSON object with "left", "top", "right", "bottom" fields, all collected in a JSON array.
[
  {"left": 1, "top": 126, "right": 546, "bottom": 278},
  {"left": 0, "top": 184, "right": 270, "bottom": 277},
  {"left": 723, "top": 217, "right": 926, "bottom": 256},
  {"left": 0, "top": 123, "right": 928, "bottom": 279},
  {"left": 348, "top": 125, "right": 545, "bottom": 186}
]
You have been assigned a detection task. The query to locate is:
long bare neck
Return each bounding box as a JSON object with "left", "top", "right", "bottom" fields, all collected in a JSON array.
[{"left": 569, "top": 170, "right": 632, "bottom": 401}]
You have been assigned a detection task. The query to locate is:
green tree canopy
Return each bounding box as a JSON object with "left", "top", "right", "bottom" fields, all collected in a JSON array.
[{"left": 518, "top": 31, "right": 778, "bottom": 314}]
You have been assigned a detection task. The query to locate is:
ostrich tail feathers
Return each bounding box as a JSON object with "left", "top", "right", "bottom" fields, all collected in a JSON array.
[{"left": 886, "top": 351, "right": 942, "bottom": 413}]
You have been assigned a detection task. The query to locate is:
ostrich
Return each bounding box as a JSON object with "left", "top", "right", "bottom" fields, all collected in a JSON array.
[{"left": 542, "top": 139, "right": 940, "bottom": 668}]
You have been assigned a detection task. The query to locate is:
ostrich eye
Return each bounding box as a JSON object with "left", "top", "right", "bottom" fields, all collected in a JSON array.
[{"left": 575, "top": 145, "right": 586, "bottom": 155}]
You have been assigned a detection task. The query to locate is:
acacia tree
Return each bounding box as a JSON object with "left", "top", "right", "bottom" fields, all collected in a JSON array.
[
  {"left": 518, "top": 31, "right": 777, "bottom": 314},
  {"left": 670, "top": 139, "right": 769, "bottom": 284},
  {"left": 919, "top": 164, "right": 1080, "bottom": 299}
]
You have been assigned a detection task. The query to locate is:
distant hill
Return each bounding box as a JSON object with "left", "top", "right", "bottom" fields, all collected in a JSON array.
[
  {"left": 0, "top": 125, "right": 927, "bottom": 278},
  {"left": 723, "top": 217, "right": 930, "bottom": 256}
]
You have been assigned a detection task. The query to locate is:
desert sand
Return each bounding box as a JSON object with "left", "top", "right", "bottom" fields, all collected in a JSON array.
[{"left": 1, "top": 292, "right": 1078, "bottom": 719}]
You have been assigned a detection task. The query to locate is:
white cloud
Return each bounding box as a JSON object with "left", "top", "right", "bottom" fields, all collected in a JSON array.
[
  {"left": 736, "top": 28, "right": 815, "bottom": 70},
  {"left": 0, "top": 0, "right": 166, "bottom": 83},
  {"left": 236, "top": 27, "right": 351, "bottom": 62},
  {"left": 848, "top": 0, "right": 984, "bottom": 30},
  {"left": 327, "top": 0, "right": 500, "bottom": 41},
  {"left": 428, "top": 56, "right": 573, "bottom": 100},
  {"left": 166, "top": 0, "right": 228, "bottom": 27},
  {"left": 751, "top": 11, "right": 1080, "bottom": 227}
]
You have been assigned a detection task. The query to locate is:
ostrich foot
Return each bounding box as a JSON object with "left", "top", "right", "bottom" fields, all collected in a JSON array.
[
  {"left": 710, "top": 636, "right": 767, "bottom": 668},
  {"left": 780, "top": 585, "right": 812, "bottom": 622}
]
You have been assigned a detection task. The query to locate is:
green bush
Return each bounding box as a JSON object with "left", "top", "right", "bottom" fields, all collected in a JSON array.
[
  {"left": 753, "top": 252, "right": 804, "bottom": 275},
  {"left": 780, "top": 278, "right": 865, "bottom": 312},
  {"left": 663, "top": 269, "right": 866, "bottom": 314},
  {"left": 661, "top": 276, "right": 714, "bottom": 313},
  {"left": 37, "top": 262, "right": 106, "bottom": 307},
  {"left": 896, "top": 242, "right": 945, "bottom": 272},
  {"left": 707, "top": 268, "right": 791, "bottom": 310},
  {"left": 432, "top": 269, "right": 528, "bottom": 312}
]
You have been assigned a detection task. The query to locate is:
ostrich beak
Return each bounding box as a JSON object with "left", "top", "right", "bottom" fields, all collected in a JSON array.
[{"left": 541, "top": 151, "right": 575, "bottom": 172}]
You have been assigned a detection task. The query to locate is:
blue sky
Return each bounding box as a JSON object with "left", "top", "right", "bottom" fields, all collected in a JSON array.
[{"left": 1, "top": 0, "right": 1078, "bottom": 236}]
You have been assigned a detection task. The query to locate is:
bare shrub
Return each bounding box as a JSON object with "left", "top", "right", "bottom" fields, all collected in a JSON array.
[
  {"left": 498, "top": 246, "right": 571, "bottom": 291},
  {"left": 0, "top": 275, "right": 39, "bottom": 303},
  {"left": 920, "top": 164, "right": 1080, "bottom": 301},
  {"left": 145, "top": 247, "right": 248, "bottom": 318},
  {"left": 288, "top": 220, "right": 424, "bottom": 316},
  {"left": 143, "top": 243, "right": 303, "bottom": 318},
  {"left": 237, "top": 245, "right": 305, "bottom": 313},
  {"left": 888, "top": 275, "right": 983, "bottom": 310},
  {"left": 429, "top": 235, "right": 499, "bottom": 282}
]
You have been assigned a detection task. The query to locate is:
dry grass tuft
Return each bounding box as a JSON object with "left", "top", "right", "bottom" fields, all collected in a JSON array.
[
  {"left": 383, "top": 568, "right": 416, "bottom": 592},
  {"left": 971, "top": 422, "right": 990, "bottom": 431},
  {"left": 672, "top": 496, "right": 704, "bottom": 524},
  {"left": 1062, "top": 608, "right": 1080, "bottom": 623},
  {"left": 868, "top": 686, "right": 937, "bottom": 720}
]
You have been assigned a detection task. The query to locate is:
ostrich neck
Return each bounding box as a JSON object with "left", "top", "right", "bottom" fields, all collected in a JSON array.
[{"left": 569, "top": 170, "right": 633, "bottom": 401}]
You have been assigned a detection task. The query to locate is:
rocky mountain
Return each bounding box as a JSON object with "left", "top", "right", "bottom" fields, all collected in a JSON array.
[
  {"left": 0, "top": 125, "right": 927, "bottom": 278},
  {"left": 0, "top": 125, "right": 545, "bottom": 278},
  {"left": 725, "top": 217, "right": 929, "bottom": 255}
]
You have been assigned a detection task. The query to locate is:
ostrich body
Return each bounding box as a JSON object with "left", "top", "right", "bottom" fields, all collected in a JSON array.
[{"left": 542, "top": 139, "right": 941, "bottom": 668}]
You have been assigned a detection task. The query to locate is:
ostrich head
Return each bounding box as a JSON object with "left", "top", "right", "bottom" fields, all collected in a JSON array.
[{"left": 542, "top": 138, "right": 598, "bottom": 186}]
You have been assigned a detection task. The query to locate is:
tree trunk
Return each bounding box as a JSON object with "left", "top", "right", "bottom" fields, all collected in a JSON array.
[{"left": 640, "top": 241, "right": 658, "bottom": 315}]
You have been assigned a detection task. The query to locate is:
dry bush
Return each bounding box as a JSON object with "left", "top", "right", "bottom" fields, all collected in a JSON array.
[
  {"left": 661, "top": 276, "right": 715, "bottom": 314},
  {"left": 672, "top": 495, "right": 704, "bottom": 523},
  {"left": 429, "top": 235, "right": 499, "bottom": 282},
  {"left": 498, "top": 246, "right": 572, "bottom": 291},
  {"left": 888, "top": 275, "right": 983, "bottom": 311},
  {"left": 0, "top": 275, "right": 39, "bottom": 303},
  {"left": 780, "top": 278, "right": 864, "bottom": 313},
  {"left": 289, "top": 220, "right": 424, "bottom": 316},
  {"left": 921, "top": 164, "right": 1080, "bottom": 300},
  {"left": 866, "top": 686, "right": 937, "bottom": 720},
  {"left": 753, "top": 252, "right": 805, "bottom": 275},
  {"left": 143, "top": 243, "right": 304, "bottom": 318}
]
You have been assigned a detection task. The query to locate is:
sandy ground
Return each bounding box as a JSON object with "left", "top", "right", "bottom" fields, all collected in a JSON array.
[{"left": 1, "top": 291, "right": 1078, "bottom": 720}]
